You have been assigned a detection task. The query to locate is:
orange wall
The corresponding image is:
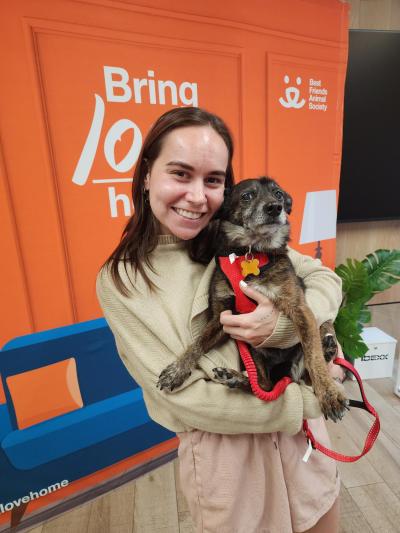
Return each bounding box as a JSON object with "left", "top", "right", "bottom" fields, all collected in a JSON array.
[{"left": 0, "top": 0, "right": 349, "bottom": 346}]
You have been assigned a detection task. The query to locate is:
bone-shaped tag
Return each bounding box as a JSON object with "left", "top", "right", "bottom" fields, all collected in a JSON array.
[{"left": 240, "top": 258, "right": 260, "bottom": 277}]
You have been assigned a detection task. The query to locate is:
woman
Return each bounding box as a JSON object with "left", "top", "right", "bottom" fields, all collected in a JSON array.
[{"left": 97, "top": 107, "right": 344, "bottom": 533}]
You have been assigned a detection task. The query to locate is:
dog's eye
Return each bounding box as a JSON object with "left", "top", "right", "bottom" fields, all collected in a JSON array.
[
  {"left": 241, "top": 192, "right": 254, "bottom": 202},
  {"left": 274, "top": 190, "right": 284, "bottom": 200}
]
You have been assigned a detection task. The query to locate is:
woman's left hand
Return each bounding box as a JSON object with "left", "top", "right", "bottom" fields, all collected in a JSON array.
[{"left": 219, "top": 281, "right": 279, "bottom": 347}]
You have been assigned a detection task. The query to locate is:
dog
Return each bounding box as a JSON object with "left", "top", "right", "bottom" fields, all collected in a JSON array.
[{"left": 157, "top": 177, "right": 348, "bottom": 422}]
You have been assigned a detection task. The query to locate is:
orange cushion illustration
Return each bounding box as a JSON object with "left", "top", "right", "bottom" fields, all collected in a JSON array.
[{"left": 6, "top": 358, "right": 83, "bottom": 429}]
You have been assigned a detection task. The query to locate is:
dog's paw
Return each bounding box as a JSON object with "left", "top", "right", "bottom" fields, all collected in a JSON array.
[
  {"left": 319, "top": 383, "right": 350, "bottom": 423},
  {"left": 322, "top": 333, "right": 338, "bottom": 362},
  {"left": 213, "top": 367, "right": 249, "bottom": 389},
  {"left": 157, "top": 361, "right": 191, "bottom": 392}
]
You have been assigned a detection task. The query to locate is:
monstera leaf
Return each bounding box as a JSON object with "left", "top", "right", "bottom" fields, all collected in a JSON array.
[
  {"left": 334, "top": 302, "right": 369, "bottom": 358},
  {"left": 334, "top": 248, "right": 400, "bottom": 359},
  {"left": 335, "top": 258, "right": 371, "bottom": 306},
  {"left": 362, "top": 249, "right": 400, "bottom": 294}
]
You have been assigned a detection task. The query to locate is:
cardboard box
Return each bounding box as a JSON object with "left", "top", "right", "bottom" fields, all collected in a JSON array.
[{"left": 353, "top": 327, "right": 397, "bottom": 380}]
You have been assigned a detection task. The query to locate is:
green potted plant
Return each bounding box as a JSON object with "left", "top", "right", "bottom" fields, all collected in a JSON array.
[{"left": 334, "top": 249, "right": 400, "bottom": 359}]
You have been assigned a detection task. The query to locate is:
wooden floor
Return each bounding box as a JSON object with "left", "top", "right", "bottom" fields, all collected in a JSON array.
[{"left": 23, "top": 377, "right": 400, "bottom": 533}]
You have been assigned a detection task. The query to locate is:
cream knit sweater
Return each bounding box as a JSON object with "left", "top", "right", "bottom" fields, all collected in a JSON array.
[{"left": 96, "top": 235, "right": 342, "bottom": 436}]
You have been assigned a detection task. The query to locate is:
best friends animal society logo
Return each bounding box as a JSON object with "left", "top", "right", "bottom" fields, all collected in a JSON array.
[{"left": 279, "top": 75, "right": 328, "bottom": 112}]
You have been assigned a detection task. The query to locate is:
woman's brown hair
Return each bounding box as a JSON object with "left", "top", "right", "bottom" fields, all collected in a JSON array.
[{"left": 103, "top": 107, "right": 235, "bottom": 294}]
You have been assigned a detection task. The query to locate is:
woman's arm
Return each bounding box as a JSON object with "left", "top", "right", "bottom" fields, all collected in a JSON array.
[
  {"left": 220, "top": 247, "right": 342, "bottom": 350},
  {"left": 96, "top": 268, "right": 322, "bottom": 436}
]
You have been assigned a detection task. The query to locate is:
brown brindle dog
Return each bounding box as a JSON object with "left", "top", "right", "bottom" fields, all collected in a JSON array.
[{"left": 157, "top": 177, "right": 348, "bottom": 422}]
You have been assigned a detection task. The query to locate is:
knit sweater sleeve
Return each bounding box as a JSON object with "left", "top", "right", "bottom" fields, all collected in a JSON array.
[
  {"left": 96, "top": 267, "right": 321, "bottom": 436},
  {"left": 256, "top": 247, "right": 342, "bottom": 349}
]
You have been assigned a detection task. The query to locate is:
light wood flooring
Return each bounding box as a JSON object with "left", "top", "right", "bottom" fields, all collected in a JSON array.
[{"left": 22, "top": 377, "right": 400, "bottom": 533}]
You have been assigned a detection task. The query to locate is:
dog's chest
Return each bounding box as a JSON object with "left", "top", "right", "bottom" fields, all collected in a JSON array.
[
  {"left": 247, "top": 279, "right": 282, "bottom": 302},
  {"left": 217, "top": 252, "right": 282, "bottom": 308}
]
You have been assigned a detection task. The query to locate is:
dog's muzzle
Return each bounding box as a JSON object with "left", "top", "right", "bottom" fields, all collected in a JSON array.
[{"left": 264, "top": 202, "right": 283, "bottom": 217}]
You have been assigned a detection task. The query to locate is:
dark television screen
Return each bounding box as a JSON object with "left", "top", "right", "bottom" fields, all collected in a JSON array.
[{"left": 338, "top": 30, "right": 400, "bottom": 222}]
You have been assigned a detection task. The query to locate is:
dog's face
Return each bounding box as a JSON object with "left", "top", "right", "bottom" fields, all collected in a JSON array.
[{"left": 218, "top": 177, "right": 292, "bottom": 250}]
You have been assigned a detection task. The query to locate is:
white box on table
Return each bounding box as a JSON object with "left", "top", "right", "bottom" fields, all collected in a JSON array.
[{"left": 352, "top": 327, "right": 397, "bottom": 380}]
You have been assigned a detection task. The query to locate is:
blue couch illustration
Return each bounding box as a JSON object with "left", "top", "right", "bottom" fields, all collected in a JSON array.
[{"left": 0, "top": 319, "right": 175, "bottom": 504}]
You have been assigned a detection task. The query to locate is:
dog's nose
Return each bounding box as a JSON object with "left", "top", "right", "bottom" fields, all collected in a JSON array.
[{"left": 265, "top": 203, "right": 283, "bottom": 217}]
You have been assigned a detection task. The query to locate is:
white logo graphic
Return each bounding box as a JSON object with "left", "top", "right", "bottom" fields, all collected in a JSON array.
[
  {"left": 278, "top": 75, "right": 329, "bottom": 112},
  {"left": 279, "top": 75, "right": 305, "bottom": 109},
  {"left": 0, "top": 480, "right": 69, "bottom": 513},
  {"left": 72, "top": 94, "right": 143, "bottom": 186}
]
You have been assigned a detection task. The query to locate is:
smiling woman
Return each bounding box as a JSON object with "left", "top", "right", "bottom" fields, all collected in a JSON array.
[
  {"left": 97, "top": 107, "right": 343, "bottom": 533},
  {"left": 144, "top": 126, "right": 228, "bottom": 239}
]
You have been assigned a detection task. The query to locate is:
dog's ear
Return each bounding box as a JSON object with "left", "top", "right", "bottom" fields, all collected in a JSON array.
[
  {"left": 212, "top": 187, "right": 232, "bottom": 220},
  {"left": 284, "top": 191, "right": 293, "bottom": 215}
]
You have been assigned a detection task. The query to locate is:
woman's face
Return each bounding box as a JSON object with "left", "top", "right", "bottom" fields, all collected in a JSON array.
[{"left": 144, "top": 126, "right": 229, "bottom": 240}]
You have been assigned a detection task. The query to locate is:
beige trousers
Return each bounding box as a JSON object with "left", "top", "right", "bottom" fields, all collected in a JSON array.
[{"left": 178, "top": 417, "right": 340, "bottom": 533}]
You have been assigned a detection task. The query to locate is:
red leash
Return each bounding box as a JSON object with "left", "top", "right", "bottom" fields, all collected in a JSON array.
[
  {"left": 218, "top": 253, "right": 380, "bottom": 462},
  {"left": 237, "top": 339, "right": 293, "bottom": 400},
  {"left": 237, "top": 327, "right": 380, "bottom": 463},
  {"left": 302, "top": 357, "right": 380, "bottom": 462}
]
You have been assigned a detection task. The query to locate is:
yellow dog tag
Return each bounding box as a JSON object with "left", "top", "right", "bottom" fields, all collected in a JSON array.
[{"left": 241, "top": 258, "right": 260, "bottom": 277}]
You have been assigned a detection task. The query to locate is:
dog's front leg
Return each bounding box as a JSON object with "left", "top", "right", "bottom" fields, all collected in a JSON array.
[
  {"left": 157, "top": 314, "right": 229, "bottom": 391},
  {"left": 285, "top": 304, "right": 348, "bottom": 422},
  {"left": 248, "top": 275, "right": 347, "bottom": 422},
  {"left": 157, "top": 272, "right": 234, "bottom": 393}
]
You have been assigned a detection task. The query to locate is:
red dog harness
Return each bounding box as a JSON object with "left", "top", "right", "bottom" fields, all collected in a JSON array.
[{"left": 218, "top": 252, "right": 380, "bottom": 463}]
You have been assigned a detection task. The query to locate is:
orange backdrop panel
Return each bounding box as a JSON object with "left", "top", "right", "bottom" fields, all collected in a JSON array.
[{"left": 0, "top": 0, "right": 348, "bottom": 346}]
